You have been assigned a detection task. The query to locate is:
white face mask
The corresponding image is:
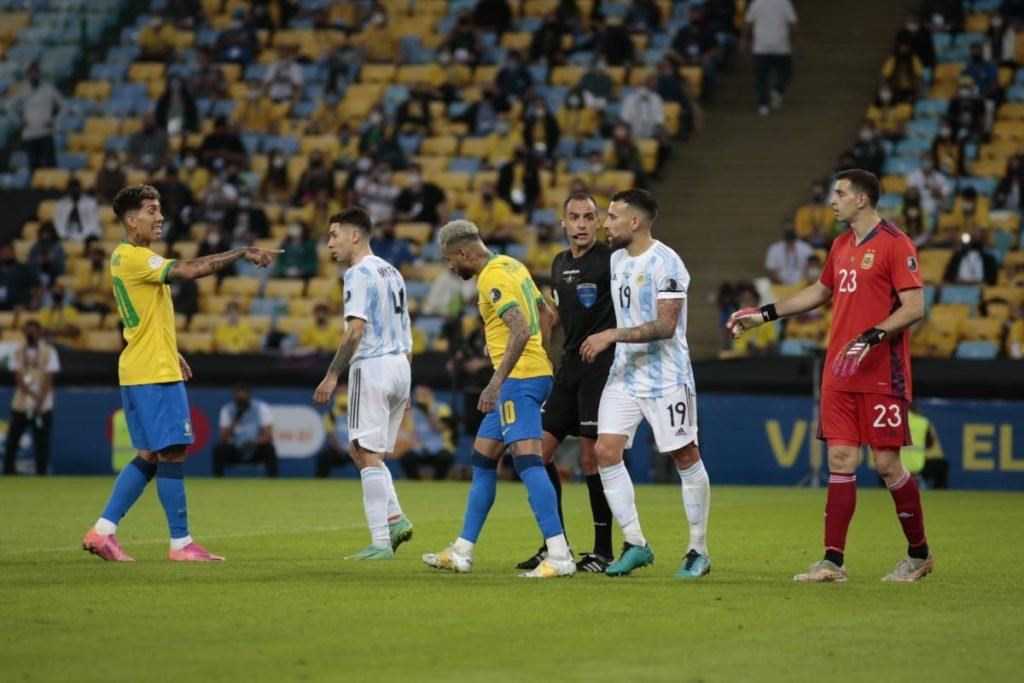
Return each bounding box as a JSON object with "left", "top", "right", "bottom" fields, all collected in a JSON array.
[
  {"left": 407, "top": 174, "right": 421, "bottom": 186},
  {"left": 272, "top": 157, "right": 286, "bottom": 169},
  {"left": 288, "top": 226, "right": 302, "bottom": 239},
  {"left": 105, "top": 159, "right": 118, "bottom": 171},
  {"left": 859, "top": 129, "right": 873, "bottom": 142},
  {"left": 184, "top": 156, "right": 198, "bottom": 170}
]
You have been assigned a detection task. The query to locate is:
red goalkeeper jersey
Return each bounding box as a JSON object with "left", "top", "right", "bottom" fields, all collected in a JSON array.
[{"left": 820, "top": 221, "right": 923, "bottom": 400}]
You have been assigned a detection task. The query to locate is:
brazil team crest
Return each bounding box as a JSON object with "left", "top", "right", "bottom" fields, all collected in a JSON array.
[
  {"left": 576, "top": 282, "right": 597, "bottom": 308},
  {"left": 861, "top": 251, "right": 875, "bottom": 269}
]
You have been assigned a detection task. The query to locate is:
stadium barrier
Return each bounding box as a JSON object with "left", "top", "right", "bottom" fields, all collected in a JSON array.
[{"left": 1, "top": 387, "right": 1021, "bottom": 490}]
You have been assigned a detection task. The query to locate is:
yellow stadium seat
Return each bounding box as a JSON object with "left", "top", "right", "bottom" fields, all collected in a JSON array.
[
  {"left": 881, "top": 174, "right": 908, "bottom": 194},
  {"left": 959, "top": 317, "right": 1003, "bottom": 342},
  {"left": 396, "top": 222, "right": 432, "bottom": 244},
  {"left": 1007, "top": 320, "right": 1024, "bottom": 355},
  {"left": 30, "top": 169, "right": 70, "bottom": 191},
  {"left": 550, "top": 66, "right": 585, "bottom": 87},
  {"left": 637, "top": 139, "right": 658, "bottom": 174},
  {"left": 171, "top": 241, "right": 199, "bottom": 260},
  {"left": 300, "top": 135, "right": 341, "bottom": 159},
  {"left": 306, "top": 277, "right": 342, "bottom": 301},
  {"left": 275, "top": 315, "right": 307, "bottom": 335},
  {"left": 360, "top": 64, "right": 397, "bottom": 84},
  {"left": 983, "top": 301, "right": 1012, "bottom": 321},
  {"left": 433, "top": 171, "right": 470, "bottom": 192},
  {"left": 992, "top": 119, "right": 1024, "bottom": 142},
  {"left": 420, "top": 136, "right": 458, "bottom": 157},
  {"left": 74, "top": 170, "right": 97, "bottom": 191},
  {"left": 472, "top": 65, "right": 499, "bottom": 86},
  {"left": 663, "top": 101, "right": 681, "bottom": 135},
  {"left": 264, "top": 279, "right": 306, "bottom": 299},
  {"left": 75, "top": 312, "right": 103, "bottom": 331},
  {"left": 84, "top": 117, "right": 122, "bottom": 137},
  {"left": 918, "top": 249, "right": 952, "bottom": 284},
  {"left": 188, "top": 313, "right": 220, "bottom": 332},
  {"left": 460, "top": 137, "right": 490, "bottom": 160},
  {"left": 220, "top": 276, "right": 261, "bottom": 299},
  {"left": 605, "top": 66, "right": 627, "bottom": 87},
  {"left": 85, "top": 330, "right": 123, "bottom": 352},
  {"left": 933, "top": 62, "right": 966, "bottom": 84},
  {"left": 289, "top": 299, "right": 319, "bottom": 316},
  {"left": 396, "top": 64, "right": 434, "bottom": 85},
  {"left": 500, "top": 32, "right": 533, "bottom": 50},
  {"left": 241, "top": 315, "right": 272, "bottom": 335},
  {"left": 0, "top": 311, "right": 16, "bottom": 330},
  {"left": 20, "top": 221, "right": 39, "bottom": 240},
  {"left": 177, "top": 331, "right": 214, "bottom": 353},
  {"left": 74, "top": 80, "right": 111, "bottom": 101},
  {"left": 67, "top": 132, "right": 106, "bottom": 153},
  {"left": 200, "top": 295, "right": 237, "bottom": 314},
  {"left": 966, "top": 13, "right": 990, "bottom": 33},
  {"left": 971, "top": 158, "right": 1008, "bottom": 178},
  {"left": 175, "top": 313, "right": 188, "bottom": 331},
  {"left": 983, "top": 285, "right": 1024, "bottom": 307},
  {"left": 997, "top": 102, "right": 1024, "bottom": 120},
  {"left": 36, "top": 199, "right": 58, "bottom": 222},
  {"left": 129, "top": 62, "right": 165, "bottom": 82},
  {"left": 680, "top": 66, "right": 703, "bottom": 98},
  {"left": 931, "top": 303, "right": 972, "bottom": 322}
]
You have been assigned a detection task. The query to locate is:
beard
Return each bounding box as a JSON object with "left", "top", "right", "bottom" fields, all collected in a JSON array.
[{"left": 607, "top": 232, "right": 631, "bottom": 250}]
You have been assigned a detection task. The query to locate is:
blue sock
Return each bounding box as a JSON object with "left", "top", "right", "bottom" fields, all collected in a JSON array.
[
  {"left": 458, "top": 452, "right": 498, "bottom": 543},
  {"left": 515, "top": 454, "right": 564, "bottom": 539},
  {"left": 100, "top": 456, "right": 157, "bottom": 525},
  {"left": 156, "top": 461, "right": 190, "bottom": 540}
]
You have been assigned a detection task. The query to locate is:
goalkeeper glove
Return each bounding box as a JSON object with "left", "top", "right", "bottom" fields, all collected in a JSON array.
[
  {"left": 725, "top": 304, "right": 778, "bottom": 338},
  {"left": 832, "top": 328, "right": 887, "bottom": 378}
]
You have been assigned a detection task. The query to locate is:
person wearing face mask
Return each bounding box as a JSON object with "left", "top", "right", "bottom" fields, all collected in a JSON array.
[
  {"left": 764, "top": 224, "right": 815, "bottom": 286},
  {"left": 795, "top": 180, "right": 837, "bottom": 243},
  {"left": 234, "top": 79, "right": 271, "bottom": 132},
  {"left": 360, "top": 7, "right": 398, "bottom": 62},
  {"left": 293, "top": 150, "right": 336, "bottom": 204},
  {"left": 213, "top": 8, "right": 260, "bottom": 65},
  {"left": 263, "top": 46, "right": 304, "bottom": 104},
  {"left": 962, "top": 43, "right": 1000, "bottom": 104},
  {"left": 984, "top": 12, "right": 1016, "bottom": 66},
  {"left": 906, "top": 152, "right": 951, "bottom": 215},
  {"left": 994, "top": 155, "right": 1024, "bottom": 211},
  {"left": 127, "top": 111, "right": 172, "bottom": 173},
  {"left": 850, "top": 120, "right": 886, "bottom": 176},
  {"left": 866, "top": 83, "right": 913, "bottom": 138},
  {"left": 95, "top": 152, "right": 127, "bottom": 204},
  {"left": 354, "top": 163, "right": 400, "bottom": 225},
  {"left": 271, "top": 222, "right": 318, "bottom": 280},
  {"left": 943, "top": 186, "right": 992, "bottom": 233},
  {"left": 464, "top": 182, "right": 519, "bottom": 244},
  {"left": 472, "top": 0, "right": 512, "bottom": 36},
  {"left": 557, "top": 87, "right": 599, "bottom": 138},
  {"left": 528, "top": 13, "right": 567, "bottom": 68},
  {"left": 620, "top": 76, "right": 667, "bottom": 140},
  {"left": 440, "top": 10, "right": 483, "bottom": 68},
  {"left": 156, "top": 75, "right": 199, "bottom": 136},
  {"left": 609, "top": 123, "right": 650, "bottom": 188},
  {"left": 261, "top": 150, "right": 292, "bottom": 203},
  {"left": 395, "top": 163, "right": 449, "bottom": 227},
  {"left": 297, "top": 302, "right": 342, "bottom": 354},
  {"left": 27, "top": 222, "right": 67, "bottom": 285},
  {"left": 197, "top": 227, "right": 235, "bottom": 281},
  {"left": 521, "top": 97, "right": 560, "bottom": 161},
  {"left": 2, "top": 321, "right": 60, "bottom": 476},
  {"left": 221, "top": 191, "right": 269, "bottom": 241},
  {"left": 881, "top": 41, "right": 924, "bottom": 103},
  {"left": 213, "top": 386, "right": 278, "bottom": 477},
  {"left": 138, "top": 11, "right": 177, "bottom": 62},
  {"left": 894, "top": 13, "right": 935, "bottom": 69},
  {"left": 668, "top": 12, "right": 720, "bottom": 103},
  {"left": 396, "top": 83, "right": 436, "bottom": 136},
  {"left": 0, "top": 242, "right": 42, "bottom": 312},
  {"left": 213, "top": 301, "right": 262, "bottom": 354},
  {"left": 900, "top": 188, "right": 931, "bottom": 246},
  {"left": 931, "top": 118, "right": 965, "bottom": 177},
  {"left": 152, "top": 165, "right": 196, "bottom": 243},
  {"left": 947, "top": 77, "right": 987, "bottom": 143},
  {"left": 496, "top": 50, "right": 533, "bottom": 101},
  {"left": 38, "top": 284, "right": 81, "bottom": 348},
  {"left": 483, "top": 111, "right": 522, "bottom": 166},
  {"left": 53, "top": 178, "right": 102, "bottom": 243},
  {"left": 497, "top": 146, "right": 541, "bottom": 215},
  {"left": 12, "top": 62, "right": 62, "bottom": 171},
  {"left": 199, "top": 115, "right": 247, "bottom": 170},
  {"left": 943, "top": 226, "right": 998, "bottom": 285}
]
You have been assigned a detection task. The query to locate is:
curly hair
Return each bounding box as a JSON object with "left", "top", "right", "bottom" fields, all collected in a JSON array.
[{"left": 112, "top": 184, "right": 161, "bottom": 222}]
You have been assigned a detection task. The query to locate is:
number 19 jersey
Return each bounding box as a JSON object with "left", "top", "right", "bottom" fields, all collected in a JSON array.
[
  {"left": 607, "top": 240, "right": 693, "bottom": 399},
  {"left": 477, "top": 254, "right": 552, "bottom": 379},
  {"left": 343, "top": 254, "right": 412, "bottom": 361}
]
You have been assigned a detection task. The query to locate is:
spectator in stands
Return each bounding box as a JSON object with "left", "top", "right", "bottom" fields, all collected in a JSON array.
[
  {"left": 443, "top": 10, "right": 485, "bottom": 68},
  {"left": 400, "top": 386, "right": 455, "bottom": 481},
  {"left": 370, "top": 220, "right": 416, "bottom": 272},
  {"left": 152, "top": 166, "right": 195, "bottom": 244},
  {"left": 625, "top": 0, "right": 663, "bottom": 33},
  {"left": 167, "top": 248, "right": 198, "bottom": 323},
  {"left": 261, "top": 150, "right": 292, "bottom": 204},
  {"left": 293, "top": 150, "right": 335, "bottom": 205},
  {"left": 138, "top": 10, "right": 177, "bottom": 62},
  {"left": 579, "top": 16, "right": 635, "bottom": 66},
  {"left": 984, "top": 12, "right": 1016, "bottom": 66},
  {"left": 947, "top": 78, "right": 987, "bottom": 142},
  {"left": 608, "top": 122, "right": 649, "bottom": 188},
  {"left": 234, "top": 82, "right": 270, "bottom": 132},
  {"left": 578, "top": 154, "right": 618, "bottom": 200},
  {"left": 461, "top": 83, "right": 511, "bottom": 136},
  {"left": 932, "top": 118, "right": 965, "bottom": 176},
  {"left": 215, "top": 8, "right": 261, "bottom": 65},
  {"left": 529, "top": 14, "right": 567, "bottom": 67},
  {"left": 558, "top": 86, "right": 600, "bottom": 139},
  {"left": 730, "top": 285, "right": 777, "bottom": 356},
  {"left": 948, "top": 186, "right": 992, "bottom": 232},
  {"left": 423, "top": 267, "right": 477, "bottom": 317},
  {"left": 0, "top": 242, "right": 41, "bottom": 312},
  {"left": 764, "top": 225, "right": 814, "bottom": 286},
  {"left": 800, "top": 254, "right": 824, "bottom": 287},
  {"left": 901, "top": 187, "right": 931, "bottom": 247},
  {"left": 994, "top": 155, "right": 1024, "bottom": 211},
  {"left": 962, "top": 43, "right": 1001, "bottom": 105},
  {"left": 196, "top": 173, "right": 237, "bottom": 226},
  {"left": 156, "top": 75, "right": 199, "bottom": 136},
  {"left": 191, "top": 52, "right": 229, "bottom": 99},
  {"left": 907, "top": 152, "right": 952, "bottom": 215},
  {"left": 2, "top": 320, "right": 59, "bottom": 475},
  {"left": 166, "top": 0, "right": 201, "bottom": 29},
  {"left": 213, "top": 386, "right": 277, "bottom": 477},
  {"left": 526, "top": 223, "right": 562, "bottom": 284},
  {"left": 895, "top": 12, "right": 935, "bottom": 70},
  {"left": 298, "top": 302, "right": 341, "bottom": 354},
  {"left": 200, "top": 115, "right": 247, "bottom": 171},
  {"left": 497, "top": 146, "right": 542, "bottom": 215},
  {"left": 264, "top": 46, "right": 304, "bottom": 105},
  {"left": 621, "top": 76, "right": 667, "bottom": 140},
  {"left": 126, "top": 111, "right": 171, "bottom": 174},
  {"left": 944, "top": 227, "right": 998, "bottom": 285},
  {"left": 882, "top": 41, "right": 924, "bottom": 104},
  {"left": 73, "top": 244, "right": 112, "bottom": 314},
  {"left": 222, "top": 190, "right": 269, "bottom": 242},
  {"left": 27, "top": 222, "right": 66, "bottom": 287},
  {"left": 53, "top": 178, "right": 101, "bottom": 243},
  {"left": 742, "top": 0, "right": 798, "bottom": 116},
  {"left": 473, "top": 0, "right": 512, "bottom": 35},
  {"left": 484, "top": 111, "right": 521, "bottom": 166},
  {"left": 580, "top": 58, "right": 614, "bottom": 111},
  {"left": 271, "top": 222, "right": 318, "bottom": 281},
  {"left": 305, "top": 188, "right": 342, "bottom": 230},
  {"left": 355, "top": 163, "right": 401, "bottom": 224},
  {"left": 214, "top": 302, "right": 261, "bottom": 353},
  {"left": 95, "top": 152, "right": 126, "bottom": 204},
  {"left": 921, "top": 0, "right": 964, "bottom": 33},
  {"left": 316, "top": 390, "right": 353, "bottom": 478},
  {"left": 197, "top": 226, "right": 235, "bottom": 282},
  {"left": 794, "top": 180, "right": 836, "bottom": 243},
  {"left": 179, "top": 148, "right": 210, "bottom": 196},
  {"left": 668, "top": 11, "right": 720, "bottom": 103},
  {"left": 656, "top": 59, "right": 699, "bottom": 138},
  {"left": 12, "top": 63, "right": 62, "bottom": 172},
  {"left": 396, "top": 83, "right": 435, "bottom": 136},
  {"left": 497, "top": 50, "right": 534, "bottom": 101},
  {"left": 358, "top": 5, "right": 397, "bottom": 62},
  {"left": 465, "top": 182, "right": 518, "bottom": 245},
  {"left": 867, "top": 83, "right": 912, "bottom": 138},
  {"left": 395, "top": 164, "right": 449, "bottom": 227},
  {"left": 850, "top": 120, "right": 886, "bottom": 176},
  {"left": 522, "top": 97, "right": 560, "bottom": 161},
  {"left": 38, "top": 283, "right": 80, "bottom": 349},
  {"left": 448, "top": 318, "right": 492, "bottom": 436}
]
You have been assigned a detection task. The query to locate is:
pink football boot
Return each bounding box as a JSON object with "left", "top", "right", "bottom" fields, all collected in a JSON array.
[{"left": 82, "top": 529, "right": 135, "bottom": 562}]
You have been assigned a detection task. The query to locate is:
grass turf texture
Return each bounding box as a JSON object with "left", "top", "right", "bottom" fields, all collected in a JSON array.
[{"left": 1, "top": 478, "right": 1021, "bottom": 683}]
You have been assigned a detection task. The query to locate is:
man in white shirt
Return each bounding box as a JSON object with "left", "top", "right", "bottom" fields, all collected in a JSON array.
[
  {"left": 53, "top": 178, "right": 102, "bottom": 243},
  {"left": 262, "top": 46, "right": 303, "bottom": 104},
  {"left": 905, "top": 156, "right": 951, "bottom": 217},
  {"left": 743, "top": 0, "right": 798, "bottom": 116},
  {"left": 12, "top": 63, "right": 63, "bottom": 171},
  {"left": 3, "top": 321, "right": 60, "bottom": 475},
  {"left": 764, "top": 226, "right": 814, "bottom": 285},
  {"left": 620, "top": 76, "right": 667, "bottom": 139}
]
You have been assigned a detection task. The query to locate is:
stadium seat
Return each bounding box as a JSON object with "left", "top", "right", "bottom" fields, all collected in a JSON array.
[
  {"left": 396, "top": 222, "right": 432, "bottom": 245},
  {"left": 939, "top": 284, "right": 982, "bottom": 307},
  {"left": 84, "top": 330, "right": 122, "bottom": 352},
  {"left": 220, "top": 276, "right": 262, "bottom": 299},
  {"left": 264, "top": 279, "right": 306, "bottom": 300},
  {"left": 955, "top": 340, "right": 999, "bottom": 359},
  {"left": 177, "top": 331, "right": 214, "bottom": 353},
  {"left": 959, "top": 318, "right": 1003, "bottom": 342}
]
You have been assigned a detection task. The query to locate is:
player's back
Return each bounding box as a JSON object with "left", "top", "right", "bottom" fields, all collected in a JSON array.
[
  {"left": 110, "top": 241, "right": 182, "bottom": 386},
  {"left": 344, "top": 254, "right": 412, "bottom": 361},
  {"left": 477, "top": 254, "right": 552, "bottom": 379},
  {"left": 608, "top": 240, "right": 692, "bottom": 398}
]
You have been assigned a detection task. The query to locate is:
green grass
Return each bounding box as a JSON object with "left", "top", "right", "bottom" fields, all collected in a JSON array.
[{"left": 1, "top": 478, "right": 1022, "bottom": 683}]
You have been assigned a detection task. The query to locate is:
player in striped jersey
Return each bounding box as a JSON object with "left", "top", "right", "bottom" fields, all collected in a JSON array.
[
  {"left": 313, "top": 207, "right": 414, "bottom": 561},
  {"left": 580, "top": 189, "right": 712, "bottom": 579}
]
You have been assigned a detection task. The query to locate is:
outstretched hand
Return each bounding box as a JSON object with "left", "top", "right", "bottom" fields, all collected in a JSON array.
[
  {"left": 244, "top": 248, "right": 284, "bottom": 268},
  {"left": 725, "top": 307, "right": 765, "bottom": 339}
]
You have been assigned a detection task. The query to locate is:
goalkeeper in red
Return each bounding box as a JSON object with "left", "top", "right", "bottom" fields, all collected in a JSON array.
[{"left": 728, "top": 169, "right": 933, "bottom": 583}]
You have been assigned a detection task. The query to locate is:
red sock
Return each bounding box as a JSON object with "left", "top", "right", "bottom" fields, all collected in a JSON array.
[
  {"left": 824, "top": 473, "right": 857, "bottom": 554},
  {"left": 888, "top": 471, "right": 928, "bottom": 549}
]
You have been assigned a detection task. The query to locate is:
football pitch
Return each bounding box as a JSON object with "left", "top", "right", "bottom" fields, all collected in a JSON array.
[{"left": 1, "top": 478, "right": 1021, "bottom": 683}]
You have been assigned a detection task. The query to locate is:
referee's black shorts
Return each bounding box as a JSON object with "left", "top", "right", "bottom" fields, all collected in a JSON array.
[{"left": 542, "top": 350, "right": 613, "bottom": 441}]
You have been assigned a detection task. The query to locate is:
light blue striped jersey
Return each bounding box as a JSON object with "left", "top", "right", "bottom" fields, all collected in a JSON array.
[
  {"left": 607, "top": 240, "right": 694, "bottom": 398},
  {"left": 343, "top": 254, "right": 412, "bottom": 361}
]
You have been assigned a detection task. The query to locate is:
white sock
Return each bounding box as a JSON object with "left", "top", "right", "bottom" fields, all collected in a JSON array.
[
  {"left": 170, "top": 535, "right": 193, "bottom": 551},
  {"left": 94, "top": 518, "right": 117, "bottom": 536},
  {"left": 678, "top": 460, "right": 710, "bottom": 555},
  {"left": 381, "top": 464, "right": 404, "bottom": 521},
  {"left": 453, "top": 537, "right": 475, "bottom": 556},
  {"left": 545, "top": 533, "right": 571, "bottom": 560},
  {"left": 599, "top": 462, "right": 646, "bottom": 547},
  {"left": 360, "top": 467, "right": 391, "bottom": 549}
]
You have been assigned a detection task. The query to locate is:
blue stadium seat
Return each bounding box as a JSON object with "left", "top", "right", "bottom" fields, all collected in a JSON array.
[
  {"left": 264, "top": 136, "right": 301, "bottom": 155},
  {"left": 528, "top": 64, "right": 548, "bottom": 84},
  {"left": 248, "top": 298, "right": 282, "bottom": 317},
  {"left": 877, "top": 193, "right": 903, "bottom": 212},
  {"left": 415, "top": 316, "right": 444, "bottom": 339},
  {"left": 406, "top": 281, "right": 430, "bottom": 302},
  {"left": 1008, "top": 85, "right": 1024, "bottom": 103},
  {"left": 957, "top": 177, "right": 997, "bottom": 197},
  {"left": 992, "top": 229, "right": 1014, "bottom": 263},
  {"left": 291, "top": 101, "right": 316, "bottom": 119},
  {"left": 384, "top": 84, "right": 410, "bottom": 105},
  {"left": 0, "top": 171, "right": 31, "bottom": 189},
  {"left": 514, "top": 17, "right": 542, "bottom": 32},
  {"left": 56, "top": 114, "right": 86, "bottom": 133},
  {"left": 940, "top": 284, "right": 981, "bottom": 307},
  {"left": 57, "top": 152, "right": 88, "bottom": 171},
  {"left": 449, "top": 157, "right": 482, "bottom": 174},
  {"left": 398, "top": 133, "right": 422, "bottom": 156},
  {"left": 580, "top": 137, "right": 609, "bottom": 157},
  {"left": 955, "top": 341, "right": 998, "bottom": 359},
  {"left": 882, "top": 156, "right": 920, "bottom": 175},
  {"left": 780, "top": 339, "right": 818, "bottom": 356},
  {"left": 531, "top": 208, "right": 557, "bottom": 226},
  {"left": 913, "top": 99, "right": 948, "bottom": 119},
  {"left": 895, "top": 138, "right": 933, "bottom": 156},
  {"left": 447, "top": 101, "right": 471, "bottom": 119},
  {"left": 420, "top": 242, "right": 442, "bottom": 262},
  {"left": 243, "top": 64, "right": 268, "bottom": 82},
  {"left": 504, "top": 243, "right": 529, "bottom": 262},
  {"left": 211, "top": 100, "right": 237, "bottom": 118},
  {"left": 241, "top": 132, "right": 265, "bottom": 154},
  {"left": 104, "top": 135, "right": 128, "bottom": 152},
  {"left": 602, "top": 3, "right": 630, "bottom": 20},
  {"left": 567, "top": 157, "right": 590, "bottom": 174}
]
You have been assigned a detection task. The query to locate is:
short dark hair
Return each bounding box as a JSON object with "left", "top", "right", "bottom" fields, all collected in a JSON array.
[
  {"left": 611, "top": 188, "right": 658, "bottom": 221},
  {"left": 329, "top": 206, "right": 373, "bottom": 235},
  {"left": 834, "top": 169, "right": 880, "bottom": 207},
  {"left": 562, "top": 192, "right": 598, "bottom": 214},
  {"left": 112, "top": 184, "right": 160, "bottom": 222}
]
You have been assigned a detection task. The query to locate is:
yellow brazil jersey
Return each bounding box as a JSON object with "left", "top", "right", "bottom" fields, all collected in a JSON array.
[
  {"left": 477, "top": 254, "right": 552, "bottom": 379},
  {"left": 110, "top": 241, "right": 182, "bottom": 386}
]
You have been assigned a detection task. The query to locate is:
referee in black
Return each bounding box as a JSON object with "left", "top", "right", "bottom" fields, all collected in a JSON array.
[{"left": 517, "top": 192, "right": 617, "bottom": 573}]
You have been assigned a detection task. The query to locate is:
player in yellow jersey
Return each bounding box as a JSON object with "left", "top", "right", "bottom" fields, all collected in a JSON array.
[
  {"left": 82, "top": 185, "right": 281, "bottom": 563},
  {"left": 422, "top": 219, "right": 575, "bottom": 578}
]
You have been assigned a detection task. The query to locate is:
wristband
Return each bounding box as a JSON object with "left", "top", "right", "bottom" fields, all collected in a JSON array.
[
  {"left": 759, "top": 304, "right": 779, "bottom": 322},
  {"left": 861, "top": 327, "right": 887, "bottom": 345}
]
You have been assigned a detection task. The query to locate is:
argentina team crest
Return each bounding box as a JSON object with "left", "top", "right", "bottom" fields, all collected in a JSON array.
[
  {"left": 861, "top": 251, "right": 875, "bottom": 269},
  {"left": 576, "top": 282, "right": 597, "bottom": 308}
]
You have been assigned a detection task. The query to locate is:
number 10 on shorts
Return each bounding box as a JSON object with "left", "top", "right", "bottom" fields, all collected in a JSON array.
[{"left": 500, "top": 400, "right": 516, "bottom": 426}]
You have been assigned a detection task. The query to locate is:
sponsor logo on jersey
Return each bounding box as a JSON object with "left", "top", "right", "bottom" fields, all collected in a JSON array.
[
  {"left": 907, "top": 256, "right": 918, "bottom": 272},
  {"left": 576, "top": 282, "right": 597, "bottom": 308},
  {"left": 490, "top": 287, "right": 502, "bottom": 303},
  {"left": 861, "top": 251, "right": 875, "bottom": 269}
]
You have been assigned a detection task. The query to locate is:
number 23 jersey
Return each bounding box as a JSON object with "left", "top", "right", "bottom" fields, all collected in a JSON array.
[
  {"left": 820, "top": 222, "right": 922, "bottom": 400},
  {"left": 477, "top": 254, "right": 552, "bottom": 379},
  {"left": 608, "top": 240, "right": 693, "bottom": 398}
]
